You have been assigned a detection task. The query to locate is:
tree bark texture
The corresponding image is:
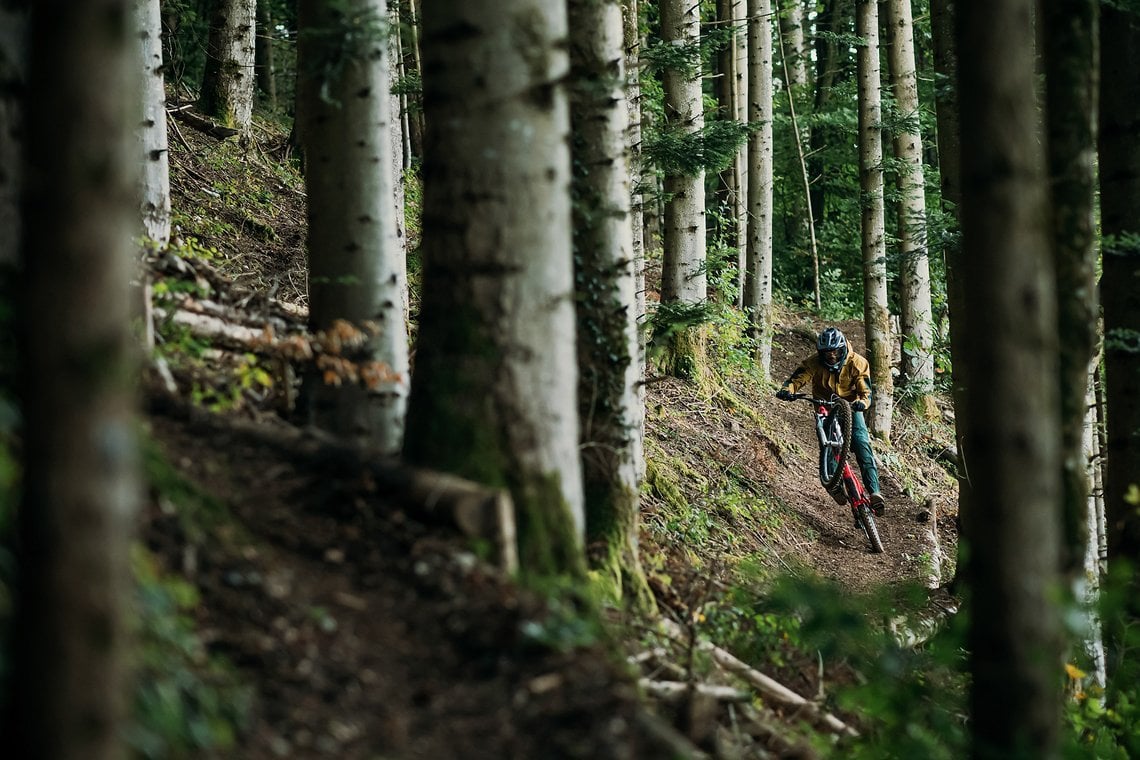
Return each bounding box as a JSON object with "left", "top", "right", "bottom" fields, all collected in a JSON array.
[
  {"left": 744, "top": 0, "right": 774, "bottom": 379},
  {"left": 10, "top": 0, "right": 140, "bottom": 755},
  {"left": 297, "top": 0, "right": 408, "bottom": 454},
  {"left": 0, "top": 1, "right": 27, "bottom": 267},
  {"left": 199, "top": 0, "right": 255, "bottom": 131},
  {"left": 568, "top": 0, "right": 651, "bottom": 610},
  {"left": 884, "top": 0, "right": 935, "bottom": 418},
  {"left": 405, "top": 0, "right": 585, "bottom": 577},
  {"left": 1100, "top": 2, "right": 1140, "bottom": 688},
  {"left": 957, "top": 0, "right": 1064, "bottom": 755},
  {"left": 659, "top": 0, "right": 706, "bottom": 305},
  {"left": 856, "top": 0, "right": 894, "bottom": 440},
  {"left": 778, "top": 0, "right": 808, "bottom": 92},
  {"left": 1043, "top": 0, "right": 1099, "bottom": 579},
  {"left": 138, "top": 0, "right": 171, "bottom": 245}
]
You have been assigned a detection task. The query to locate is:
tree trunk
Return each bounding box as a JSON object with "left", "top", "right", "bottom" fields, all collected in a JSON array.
[
  {"left": 199, "top": 0, "right": 255, "bottom": 132},
  {"left": 1043, "top": 0, "right": 1099, "bottom": 580},
  {"left": 9, "top": 0, "right": 140, "bottom": 754},
  {"left": 929, "top": 0, "right": 971, "bottom": 592},
  {"left": 660, "top": 0, "right": 706, "bottom": 306},
  {"left": 138, "top": 0, "right": 171, "bottom": 245},
  {"left": 255, "top": 0, "right": 277, "bottom": 108},
  {"left": 297, "top": 0, "right": 408, "bottom": 455},
  {"left": 405, "top": 0, "right": 585, "bottom": 577},
  {"left": 733, "top": 0, "right": 748, "bottom": 296},
  {"left": 856, "top": 0, "right": 893, "bottom": 440},
  {"left": 1100, "top": 2, "right": 1140, "bottom": 688},
  {"left": 0, "top": 1, "right": 26, "bottom": 269},
  {"left": 778, "top": 0, "right": 808, "bottom": 92},
  {"left": 744, "top": 0, "right": 774, "bottom": 379},
  {"left": 569, "top": 0, "right": 652, "bottom": 611},
  {"left": 957, "top": 0, "right": 1064, "bottom": 754},
  {"left": 716, "top": 0, "right": 738, "bottom": 287},
  {"left": 401, "top": 0, "right": 425, "bottom": 159},
  {"left": 884, "top": 0, "right": 935, "bottom": 420}
]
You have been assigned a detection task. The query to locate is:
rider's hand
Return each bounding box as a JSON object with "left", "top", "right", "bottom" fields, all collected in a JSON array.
[
  {"left": 776, "top": 389, "right": 793, "bottom": 401},
  {"left": 852, "top": 401, "right": 866, "bottom": 412}
]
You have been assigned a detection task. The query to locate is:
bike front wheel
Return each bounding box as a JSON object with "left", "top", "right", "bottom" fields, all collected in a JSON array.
[
  {"left": 856, "top": 503, "right": 885, "bottom": 554},
  {"left": 819, "top": 398, "right": 852, "bottom": 491}
]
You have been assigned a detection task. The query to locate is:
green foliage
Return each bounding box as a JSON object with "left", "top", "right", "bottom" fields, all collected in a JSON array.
[
  {"left": 519, "top": 577, "right": 603, "bottom": 653},
  {"left": 645, "top": 300, "right": 717, "bottom": 368},
  {"left": 816, "top": 267, "right": 864, "bottom": 321},
  {"left": 643, "top": 119, "right": 752, "bottom": 178},
  {"left": 128, "top": 548, "right": 253, "bottom": 759}
]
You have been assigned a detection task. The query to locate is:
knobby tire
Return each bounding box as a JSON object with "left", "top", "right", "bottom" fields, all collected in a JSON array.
[
  {"left": 819, "top": 398, "right": 852, "bottom": 492},
  {"left": 857, "top": 504, "right": 885, "bottom": 554}
]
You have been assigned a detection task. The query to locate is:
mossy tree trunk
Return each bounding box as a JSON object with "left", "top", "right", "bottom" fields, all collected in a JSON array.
[
  {"left": 297, "top": 0, "right": 409, "bottom": 455},
  {"left": 569, "top": 0, "right": 652, "bottom": 611},
  {"left": 9, "top": 0, "right": 141, "bottom": 754},
  {"left": 199, "top": 0, "right": 255, "bottom": 132},
  {"left": 405, "top": 0, "right": 585, "bottom": 578},
  {"left": 856, "top": 0, "right": 893, "bottom": 441},
  {"left": 957, "top": 0, "right": 1064, "bottom": 754}
]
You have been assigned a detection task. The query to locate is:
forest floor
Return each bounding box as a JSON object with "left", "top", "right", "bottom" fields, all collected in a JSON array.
[{"left": 138, "top": 114, "right": 963, "bottom": 758}]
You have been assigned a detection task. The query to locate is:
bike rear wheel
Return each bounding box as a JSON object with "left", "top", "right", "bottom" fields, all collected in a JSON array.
[
  {"left": 856, "top": 503, "right": 885, "bottom": 554},
  {"left": 819, "top": 398, "right": 852, "bottom": 491}
]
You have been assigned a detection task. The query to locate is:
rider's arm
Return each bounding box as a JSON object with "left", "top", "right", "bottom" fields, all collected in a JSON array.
[
  {"left": 850, "top": 354, "right": 872, "bottom": 405},
  {"left": 780, "top": 362, "right": 810, "bottom": 395}
]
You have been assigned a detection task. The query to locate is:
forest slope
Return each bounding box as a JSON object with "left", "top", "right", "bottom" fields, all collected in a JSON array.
[{"left": 138, "top": 116, "right": 963, "bottom": 757}]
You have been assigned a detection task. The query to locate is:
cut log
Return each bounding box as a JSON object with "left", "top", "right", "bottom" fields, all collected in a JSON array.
[{"left": 639, "top": 679, "right": 751, "bottom": 703}]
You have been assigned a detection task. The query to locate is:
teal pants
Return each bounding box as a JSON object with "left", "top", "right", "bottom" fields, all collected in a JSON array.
[{"left": 851, "top": 411, "right": 880, "bottom": 494}]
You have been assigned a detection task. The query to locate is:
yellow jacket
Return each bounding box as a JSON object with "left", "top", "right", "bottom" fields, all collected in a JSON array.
[{"left": 780, "top": 351, "right": 872, "bottom": 405}]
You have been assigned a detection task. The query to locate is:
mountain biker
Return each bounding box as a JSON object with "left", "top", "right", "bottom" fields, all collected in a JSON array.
[{"left": 775, "top": 327, "right": 885, "bottom": 514}]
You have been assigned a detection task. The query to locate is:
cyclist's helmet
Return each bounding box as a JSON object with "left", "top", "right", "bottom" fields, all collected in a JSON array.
[{"left": 817, "top": 327, "right": 848, "bottom": 373}]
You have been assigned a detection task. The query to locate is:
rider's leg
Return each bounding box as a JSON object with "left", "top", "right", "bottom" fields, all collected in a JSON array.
[{"left": 850, "top": 410, "right": 881, "bottom": 495}]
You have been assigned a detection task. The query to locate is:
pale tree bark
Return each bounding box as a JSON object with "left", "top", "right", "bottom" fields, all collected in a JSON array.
[
  {"left": 957, "top": 0, "right": 1063, "bottom": 754},
  {"left": 1100, "top": 2, "right": 1140, "bottom": 688},
  {"left": 623, "top": 0, "right": 646, "bottom": 331},
  {"left": 778, "top": 0, "right": 808, "bottom": 92},
  {"left": 569, "top": 0, "right": 651, "bottom": 610},
  {"left": 297, "top": 0, "right": 408, "bottom": 455},
  {"left": 138, "top": 0, "right": 171, "bottom": 245},
  {"left": 199, "top": 0, "right": 255, "bottom": 132},
  {"left": 9, "top": 0, "right": 140, "bottom": 754},
  {"left": 255, "top": 0, "right": 277, "bottom": 108},
  {"left": 660, "top": 0, "right": 706, "bottom": 305},
  {"left": 404, "top": 0, "right": 585, "bottom": 577},
  {"left": 744, "top": 0, "right": 774, "bottom": 379},
  {"left": 388, "top": 0, "right": 408, "bottom": 320},
  {"left": 733, "top": 0, "right": 748, "bottom": 286},
  {"left": 884, "top": 0, "right": 935, "bottom": 420},
  {"left": 401, "top": 0, "right": 424, "bottom": 159},
  {"left": 1080, "top": 346, "right": 1106, "bottom": 690},
  {"left": 856, "top": 0, "right": 893, "bottom": 440},
  {"left": 715, "top": 0, "right": 742, "bottom": 304},
  {"left": 0, "top": 0, "right": 27, "bottom": 268},
  {"left": 1043, "top": 0, "right": 1098, "bottom": 580}
]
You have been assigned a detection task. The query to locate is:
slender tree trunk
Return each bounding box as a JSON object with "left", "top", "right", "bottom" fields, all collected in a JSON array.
[
  {"left": 930, "top": 0, "right": 970, "bottom": 591},
  {"left": 388, "top": 0, "right": 409, "bottom": 319},
  {"left": 9, "top": 0, "right": 140, "bottom": 754},
  {"left": 856, "top": 0, "right": 893, "bottom": 440},
  {"left": 716, "top": 0, "right": 738, "bottom": 278},
  {"left": 1100, "top": 2, "right": 1140, "bottom": 688},
  {"left": 778, "top": 0, "right": 808, "bottom": 92},
  {"left": 660, "top": 0, "right": 706, "bottom": 306},
  {"left": 255, "top": 0, "right": 277, "bottom": 108},
  {"left": 297, "top": 0, "right": 408, "bottom": 454},
  {"left": 957, "top": 0, "right": 1063, "bottom": 754},
  {"left": 745, "top": 0, "right": 774, "bottom": 379},
  {"left": 623, "top": 0, "right": 646, "bottom": 333},
  {"left": 1043, "top": 0, "right": 1098, "bottom": 580},
  {"left": 733, "top": 0, "right": 748, "bottom": 297},
  {"left": 0, "top": 1, "right": 27, "bottom": 269},
  {"left": 1080, "top": 346, "right": 1107, "bottom": 690},
  {"left": 402, "top": 0, "right": 425, "bottom": 159},
  {"left": 807, "top": 0, "right": 841, "bottom": 239},
  {"left": 569, "top": 0, "right": 652, "bottom": 611},
  {"left": 199, "top": 0, "right": 255, "bottom": 132},
  {"left": 405, "top": 0, "right": 585, "bottom": 576},
  {"left": 884, "top": 0, "right": 935, "bottom": 419},
  {"left": 138, "top": 0, "right": 171, "bottom": 245}
]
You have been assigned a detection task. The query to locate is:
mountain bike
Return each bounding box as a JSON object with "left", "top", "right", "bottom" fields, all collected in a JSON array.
[{"left": 789, "top": 393, "right": 884, "bottom": 554}]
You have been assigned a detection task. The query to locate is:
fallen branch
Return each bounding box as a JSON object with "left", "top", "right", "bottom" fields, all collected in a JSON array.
[
  {"left": 639, "top": 680, "right": 751, "bottom": 704},
  {"left": 168, "top": 105, "right": 240, "bottom": 139},
  {"left": 661, "top": 618, "right": 858, "bottom": 737}
]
